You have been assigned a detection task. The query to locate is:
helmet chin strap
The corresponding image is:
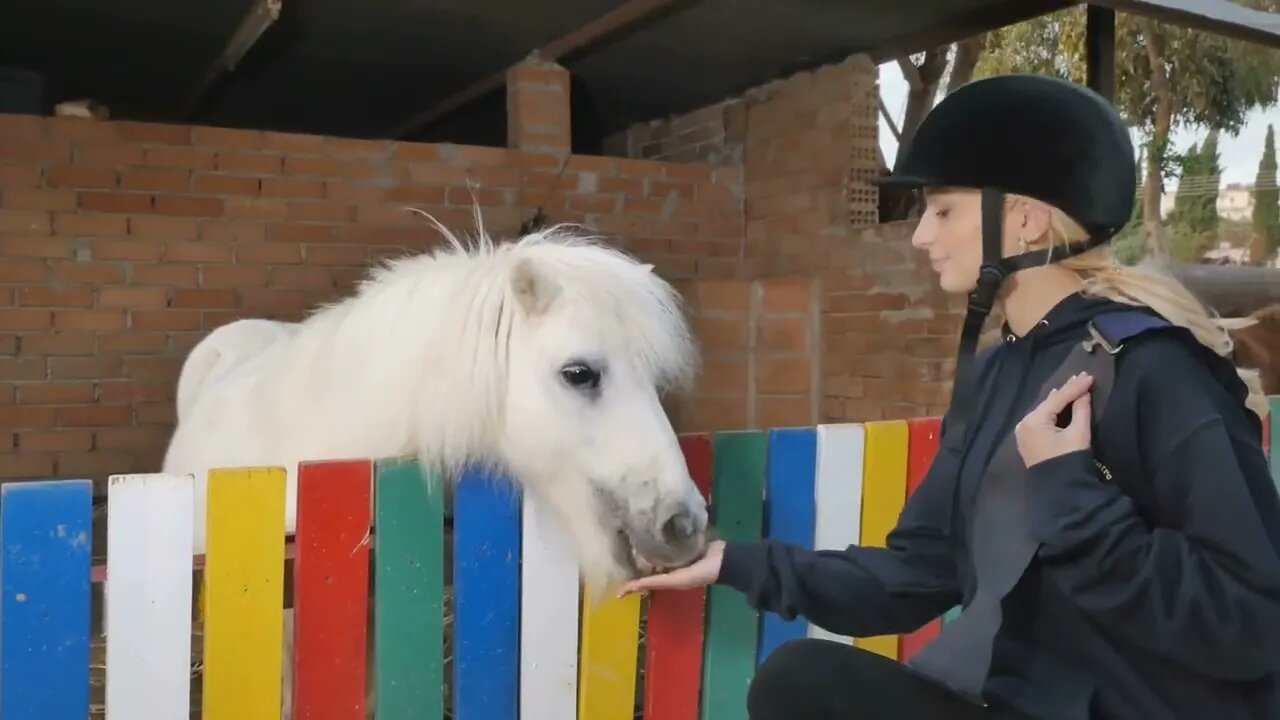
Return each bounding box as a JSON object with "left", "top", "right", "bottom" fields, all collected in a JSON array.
[{"left": 940, "top": 189, "right": 1108, "bottom": 450}]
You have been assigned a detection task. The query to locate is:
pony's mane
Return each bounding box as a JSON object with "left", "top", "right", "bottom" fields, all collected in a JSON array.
[{"left": 289, "top": 212, "right": 699, "bottom": 475}]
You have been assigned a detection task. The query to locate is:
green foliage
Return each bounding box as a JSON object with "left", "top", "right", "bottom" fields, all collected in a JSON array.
[
  {"left": 975, "top": 5, "right": 1280, "bottom": 138},
  {"left": 1108, "top": 150, "right": 1149, "bottom": 265},
  {"left": 1167, "top": 131, "right": 1222, "bottom": 262},
  {"left": 1254, "top": 124, "right": 1279, "bottom": 260}
]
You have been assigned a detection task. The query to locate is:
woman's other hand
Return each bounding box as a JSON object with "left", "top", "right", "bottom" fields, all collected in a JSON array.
[
  {"left": 1016, "top": 371, "right": 1094, "bottom": 467},
  {"left": 615, "top": 539, "right": 726, "bottom": 598}
]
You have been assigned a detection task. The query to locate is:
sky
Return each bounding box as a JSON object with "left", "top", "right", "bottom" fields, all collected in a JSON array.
[{"left": 876, "top": 61, "right": 1279, "bottom": 189}]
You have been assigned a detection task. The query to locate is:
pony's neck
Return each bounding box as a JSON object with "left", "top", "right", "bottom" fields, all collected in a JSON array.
[{"left": 297, "top": 255, "right": 512, "bottom": 471}]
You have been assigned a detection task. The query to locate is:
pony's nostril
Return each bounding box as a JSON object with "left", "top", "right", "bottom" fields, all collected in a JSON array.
[{"left": 661, "top": 508, "right": 698, "bottom": 544}]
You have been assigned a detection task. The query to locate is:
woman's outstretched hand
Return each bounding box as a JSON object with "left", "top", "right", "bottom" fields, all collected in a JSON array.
[
  {"left": 615, "top": 539, "right": 726, "bottom": 598},
  {"left": 1015, "top": 371, "right": 1094, "bottom": 467}
]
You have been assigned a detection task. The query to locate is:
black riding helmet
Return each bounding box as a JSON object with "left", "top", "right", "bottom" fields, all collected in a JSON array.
[{"left": 875, "top": 73, "right": 1137, "bottom": 446}]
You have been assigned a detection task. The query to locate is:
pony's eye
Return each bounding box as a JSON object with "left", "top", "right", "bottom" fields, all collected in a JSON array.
[{"left": 560, "top": 364, "right": 601, "bottom": 390}]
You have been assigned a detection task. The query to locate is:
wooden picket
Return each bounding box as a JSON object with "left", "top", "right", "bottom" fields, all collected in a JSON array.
[{"left": 2, "top": 399, "right": 1276, "bottom": 719}]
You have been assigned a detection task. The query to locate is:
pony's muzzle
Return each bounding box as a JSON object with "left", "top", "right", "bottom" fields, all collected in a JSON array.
[{"left": 661, "top": 506, "right": 703, "bottom": 546}]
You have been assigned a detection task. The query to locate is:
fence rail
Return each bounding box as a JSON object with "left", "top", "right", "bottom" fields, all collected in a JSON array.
[{"left": 2, "top": 396, "right": 1277, "bottom": 720}]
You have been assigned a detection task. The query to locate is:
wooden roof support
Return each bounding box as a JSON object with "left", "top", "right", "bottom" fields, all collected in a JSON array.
[
  {"left": 181, "top": 0, "right": 283, "bottom": 119},
  {"left": 1085, "top": 5, "right": 1116, "bottom": 100},
  {"left": 388, "top": 0, "right": 698, "bottom": 139}
]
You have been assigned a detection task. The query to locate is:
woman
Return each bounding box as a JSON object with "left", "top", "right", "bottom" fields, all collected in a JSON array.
[{"left": 618, "top": 75, "right": 1280, "bottom": 720}]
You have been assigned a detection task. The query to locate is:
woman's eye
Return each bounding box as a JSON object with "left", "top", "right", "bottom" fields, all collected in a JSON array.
[
  {"left": 935, "top": 208, "right": 950, "bottom": 218},
  {"left": 560, "top": 364, "right": 601, "bottom": 389}
]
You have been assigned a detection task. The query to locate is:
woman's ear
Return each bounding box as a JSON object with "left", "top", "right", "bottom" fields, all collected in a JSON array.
[{"left": 1012, "top": 195, "right": 1053, "bottom": 249}]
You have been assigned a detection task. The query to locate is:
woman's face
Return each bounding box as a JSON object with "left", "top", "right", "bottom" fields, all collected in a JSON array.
[{"left": 910, "top": 187, "right": 1046, "bottom": 294}]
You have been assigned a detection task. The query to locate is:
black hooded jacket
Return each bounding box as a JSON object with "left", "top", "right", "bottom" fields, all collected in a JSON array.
[{"left": 716, "top": 292, "right": 1280, "bottom": 719}]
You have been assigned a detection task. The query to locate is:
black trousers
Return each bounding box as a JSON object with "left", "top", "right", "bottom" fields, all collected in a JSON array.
[{"left": 747, "top": 639, "right": 1032, "bottom": 720}]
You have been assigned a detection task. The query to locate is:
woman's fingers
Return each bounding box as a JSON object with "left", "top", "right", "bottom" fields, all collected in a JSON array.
[{"left": 1022, "top": 372, "right": 1094, "bottom": 427}]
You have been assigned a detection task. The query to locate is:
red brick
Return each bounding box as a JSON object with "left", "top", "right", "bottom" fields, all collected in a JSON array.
[
  {"left": 22, "top": 334, "right": 95, "bottom": 356},
  {"left": 326, "top": 183, "right": 386, "bottom": 204},
  {"left": 54, "top": 309, "right": 127, "bottom": 331},
  {"left": 0, "top": 260, "right": 45, "bottom": 285},
  {"left": 19, "top": 430, "right": 94, "bottom": 452},
  {"left": 164, "top": 241, "right": 232, "bottom": 263},
  {"left": 136, "top": 402, "right": 175, "bottom": 425},
  {"left": 116, "top": 121, "right": 192, "bottom": 145},
  {"left": 96, "top": 425, "right": 171, "bottom": 450},
  {"left": 0, "top": 114, "right": 44, "bottom": 137},
  {"left": 98, "top": 334, "right": 167, "bottom": 354},
  {"left": 757, "top": 357, "right": 812, "bottom": 395},
  {"left": 146, "top": 146, "right": 216, "bottom": 170},
  {"left": 91, "top": 239, "right": 165, "bottom": 262},
  {"left": 98, "top": 287, "right": 168, "bottom": 309},
  {"left": 153, "top": 195, "right": 223, "bottom": 217},
  {"left": 0, "top": 431, "right": 10, "bottom": 453},
  {"left": 304, "top": 245, "right": 368, "bottom": 266},
  {"left": 201, "top": 265, "right": 268, "bottom": 288},
  {"left": 757, "top": 396, "right": 812, "bottom": 427},
  {"left": 384, "top": 186, "right": 446, "bottom": 205},
  {"left": 19, "top": 287, "right": 93, "bottom": 308},
  {"left": 77, "top": 141, "right": 145, "bottom": 166},
  {"left": 321, "top": 137, "right": 391, "bottom": 160},
  {"left": 120, "top": 167, "right": 190, "bottom": 192},
  {"left": 240, "top": 288, "right": 312, "bottom": 315},
  {"left": 46, "top": 117, "right": 119, "bottom": 141},
  {"left": 262, "top": 177, "right": 324, "bottom": 199},
  {"left": 0, "top": 166, "right": 41, "bottom": 187},
  {"left": 406, "top": 163, "right": 468, "bottom": 186},
  {"left": 391, "top": 143, "right": 442, "bottom": 162},
  {"left": 223, "top": 198, "right": 288, "bottom": 222},
  {"left": 192, "top": 173, "right": 260, "bottom": 196},
  {"left": 0, "top": 209, "right": 52, "bottom": 233},
  {"left": 78, "top": 189, "right": 152, "bottom": 211},
  {"left": 693, "top": 315, "right": 748, "bottom": 354},
  {"left": 0, "top": 138, "right": 72, "bottom": 164},
  {"left": 0, "top": 237, "right": 70, "bottom": 258},
  {"left": 217, "top": 151, "right": 282, "bottom": 175},
  {"left": 0, "top": 309, "right": 51, "bottom": 330},
  {"left": 132, "top": 264, "right": 198, "bottom": 287},
  {"left": 201, "top": 221, "right": 266, "bottom": 243},
  {"left": 4, "top": 188, "right": 77, "bottom": 211},
  {"left": 0, "top": 453, "right": 55, "bottom": 479},
  {"left": 0, "top": 406, "right": 57, "bottom": 429},
  {"left": 52, "top": 262, "right": 126, "bottom": 285},
  {"left": 57, "top": 451, "right": 137, "bottom": 479},
  {"left": 171, "top": 289, "right": 240, "bottom": 308},
  {"left": 46, "top": 165, "right": 117, "bottom": 189},
  {"left": 761, "top": 279, "right": 813, "bottom": 313},
  {"left": 269, "top": 224, "right": 334, "bottom": 243},
  {"left": 0, "top": 358, "right": 45, "bottom": 381},
  {"left": 284, "top": 156, "right": 379, "bottom": 179},
  {"left": 54, "top": 213, "right": 127, "bottom": 236},
  {"left": 265, "top": 131, "right": 325, "bottom": 153},
  {"left": 132, "top": 311, "right": 201, "bottom": 331},
  {"left": 49, "top": 356, "right": 124, "bottom": 380},
  {"left": 355, "top": 204, "right": 415, "bottom": 226},
  {"left": 271, "top": 267, "right": 334, "bottom": 290},
  {"left": 124, "top": 357, "right": 183, "bottom": 382},
  {"left": 0, "top": 335, "right": 15, "bottom": 355},
  {"left": 236, "top": 242, "right": 302, "bottom": 264},
  {"left": 130, "top": 215, "right": 198, "bottom": 240},
  {"left": 193, "top": 126, "right": 265, "bottom": 149},
  {"left": 98, "top": 382, "right": 170, "bottom": 403},
  {"left": 695, "top": 280, "right": 751, "bottom": 312},
  {"left": 286, "top": 202, "right": 353, "bottom": 223},
  {"left": 758, "top": 316, "right": 811, "bottom": 353},
  {"left": 57, "top": 405, "right": 133, "bottom": 427}
]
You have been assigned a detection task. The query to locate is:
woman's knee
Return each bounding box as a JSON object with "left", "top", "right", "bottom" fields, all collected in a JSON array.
[{"left": 747, "top": 639, "right": 843, "bottom": 719}]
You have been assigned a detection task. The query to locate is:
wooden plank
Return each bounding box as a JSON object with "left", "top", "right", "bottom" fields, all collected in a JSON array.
[
  {"left": 1270, "top": 396, "right": 1280, "bottom": 493},
  {"left": 520, "top": 493, "right": 580, "bottom": 720},
  {"left": 578, "top": 590, "right": 641, "bottom": 719},
  {"left": 201, "top": 467, "right": 287, "bottom": 720},
  {"left": 808, "top": 423, "right": 865, "bottom": 643},
  {"left": 701, "top": 430, "right": 766, "bottom": 720},
  {"left": 758, "top": 427, "right": 817, "bottom": 663},
  {"left": 856, "top": 420, "right": 909, "bottom": 659},
  {"left": 105, "top": 473, "right": 194, "bottom": 720},
  {"left": 899, "top": 418, "right": 943, "bottom": 661},
  {"left": 643, "top": 434, "right": 714, "bottom": 720},
  {"left": 292, "top": 460, "right": 372, "bottom": 719},
  {"left": 374, "top": 458, "right": 445, "bottom": 720},
  {"left": 0, "top": 479, "right": 93, "bottom": 720},
  {"left": 453, "top": 466, "right": 521, "bottom": 720}
]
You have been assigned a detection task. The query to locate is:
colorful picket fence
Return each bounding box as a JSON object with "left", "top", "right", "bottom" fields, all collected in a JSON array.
[{"left": 1, "top": 399, "right": 1278, "bottom": 720}]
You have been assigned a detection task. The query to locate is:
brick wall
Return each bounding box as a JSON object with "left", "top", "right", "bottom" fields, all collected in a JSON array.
[
  {"left": 607, "top": 53, "right": 966, "bottom": 422},
  {"left": 602, "top": 101, "right": 746, "bottom": 166},
  {"left": 0, "top": 110, "right": 743, "bottom": 486},
  {"left": 666, "top": 276, "right": 820, "bottom": 432}
]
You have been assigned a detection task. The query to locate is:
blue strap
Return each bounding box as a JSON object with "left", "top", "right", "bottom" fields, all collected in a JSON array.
[{"left": 1090, "top": 310, "right": 1171, "bottom": 350}]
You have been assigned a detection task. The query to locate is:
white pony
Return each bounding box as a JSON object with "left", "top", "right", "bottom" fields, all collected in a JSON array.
[{"left": 162, "top": 219, "right": 710, "bottom": 717}]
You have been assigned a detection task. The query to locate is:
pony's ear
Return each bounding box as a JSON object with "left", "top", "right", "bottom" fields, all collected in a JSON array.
[
  {"left": 512, "top": 258, "right": 561, "bottom": 316},
  {"left": 641, "top": 263, "right": 655, "bottom": 273}
]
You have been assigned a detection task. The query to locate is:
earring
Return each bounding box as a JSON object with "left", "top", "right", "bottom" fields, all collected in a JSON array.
[{"left": 1018, "top": 237, "right": 1030, "bottom": 252}]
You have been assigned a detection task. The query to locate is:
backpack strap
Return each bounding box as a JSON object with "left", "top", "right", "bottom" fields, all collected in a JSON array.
[{"left": 1084, "top": 309, "right": 1172, "bottom": 355}]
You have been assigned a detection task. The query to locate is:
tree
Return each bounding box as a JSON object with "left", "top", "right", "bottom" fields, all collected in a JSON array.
[
  {"left": 1167, "top": 131, "right": 1222, "bottom": 262},
  {"left": 973, "top": 4, "right": 1280, "bottom": 259},
  {"left": 1253, "top": 124, "right": 1279, "bottom": 264}
]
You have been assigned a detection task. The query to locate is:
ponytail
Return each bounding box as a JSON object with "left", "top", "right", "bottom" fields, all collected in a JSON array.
[{"left": 1046, "top": 210, "right": 1269, "bottom": 421}]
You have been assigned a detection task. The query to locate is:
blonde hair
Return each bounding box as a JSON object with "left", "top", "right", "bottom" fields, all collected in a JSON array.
[{"left": 1042, "top": 208, "right": 1269, "bottom": 421}]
